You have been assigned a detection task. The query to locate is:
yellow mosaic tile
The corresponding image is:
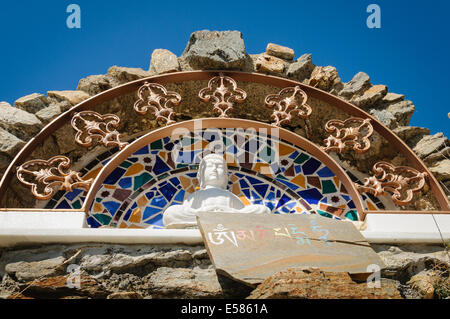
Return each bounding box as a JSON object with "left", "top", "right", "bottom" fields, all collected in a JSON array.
[
  {"left": 291, "top": 174, "right": 306, "bottom": 188},
  {"left": 129, "top": 208, "right": 142, "bottom": 223},
  {"left": 125, "top": 163, "right": 145, "bottom": 177}
]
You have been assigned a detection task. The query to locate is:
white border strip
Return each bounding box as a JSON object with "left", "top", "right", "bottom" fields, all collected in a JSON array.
[{"left": 0, "top": 213, "right": 448, "bottom": 248}]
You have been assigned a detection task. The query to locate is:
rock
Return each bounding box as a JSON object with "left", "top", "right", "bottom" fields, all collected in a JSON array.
[
  {"left": 22, "top": 275, "right": 110, "bottom": 299},
  {"left": 255, "top": 54, "right": 285, "bottom": 75},
  {"left": 372, "top": 245, "right": 450, "bottom": 283},
  {"left": 339, "top": 72, "right": 371, "bottom": 99},
  {"left": 308, "top": 66, "right": 342, "bottom": 92},
  {"left": 382, "top": 92, "right": 404, "bottom": 104},
  {"left": 107, "top": 66, "right": 153, "bottom": 85},
  {"left": 146, "top": 267, "right": 223, "bottom": 298},
  {"left": 265, "top": 43, "right": 294, "bottom": 60},
  {"left": 407, "top": 271, "right": 437, "bottom": 299},
  {"left": 429, "top": 159, "right": 450, "bottom": 181},
  {"left": 35, "top": 103, "right": 63, "bottom": 124},
  {"left": 47, "top": 90, "right": 90, "bottom": 106},
  {"left": 413, "top": 133, "right": 448, "bottom": 159},
  {"left": 5, "top": 256, "right": 65, "bottom": 282},
  {"left": 0, "top": 102, "right": 42, "bottom": 140},
  {"left": 0, "top": 128, "right": 26, "bottom": 157},
  {"left": 248, "top": 269, "right": 402, "bottom": 299},
  {"left": 424, "top": 146, "right": 450, "bottom": 164},
  {"left": 369, "top": 109, "right": 397, "bottom": 129},
  {"left": 77, "top": 74, "right": 112, "bottom": 96},
  {"left": 385, "top": 100, "right": 415, "bottom": 126},
  {"left": 54, "top": 123, "right": 81, "bottom": 154},
  {"left": 14, "top": 93, "right": 49, "bottom": 113},
  {"left": 0, "top": 153, "right": 10, "bottom": 171},
  {"left": 352, "top": 84, "right": 388, "bottom": 108},
  {"left": 150, "top": 49, "right": 180, "bottom": 74},
  {"left": 393, "top": 126, "right": 430, "bottom": 148},
  {"left": 181, "top": 30, "right": 247, "bottom": 70},
  {"left": 286, "top": 53, "right": 315, "bottom": 82},
  {"left": 107, "top": 291, "right": 143, "bottom": 299}
]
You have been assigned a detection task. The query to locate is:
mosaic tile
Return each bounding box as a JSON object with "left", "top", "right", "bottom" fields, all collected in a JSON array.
[{"left": 50, "top": 128, "right": 385, "bottom": 228}]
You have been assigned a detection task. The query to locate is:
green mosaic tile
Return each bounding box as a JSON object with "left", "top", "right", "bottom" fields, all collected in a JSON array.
[
  {"left": 321, "top": 180, "right": 338, "bottom": 194},
  {"left": 294, "top": 153, "right": 309, "bottom": 164},
  {"left": 119, "top": 161, "right": 132, "bottom": 168},
  {"left": 134, "top": 172, "right": 153, "bottom": 191},
  {"left": 345, "top": 210, "right": 359, "bottom": 221},
  {"left": 93, "top": 213, "right": 112, "bottom": 225},
  {"left": 317, "top": 210, "right": 333, "bottom": 218},
  {"left": 150, "top": 139, "right": 163, "bottom": 150},
  {"left": 72, "top": 200, "right": 82, "bottom": 209}
]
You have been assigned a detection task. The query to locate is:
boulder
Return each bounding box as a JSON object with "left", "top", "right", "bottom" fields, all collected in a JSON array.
[
  {"left": 385, "top": 100, "right": 415, "bottom": 126},
  {"left": 181, "top": 30, "right": 247, "bottom": 70},
  {"left": 392, "top": 126, "right": 430, "bottom": 148},
  {"left": 413, "top": 133, "right": 448, "bottom": 159},
  {"left": 248, "top": 268, "right": 402, "bottom": 299},
  {"left": 369, "top": 109, "right": 397, "bottom": 129},
  {"left": 77, "top": 74, "right": 112, "bottom": 96},
  {"left": 5, "top": 256, "right": 65, "bottom": 282},
  {"left": 14, "top": 93, "right": 49, "bottom": 113},
  {"left": 308, "top": 66, "right": 342, "bottom": 92},
  {"left": 286, "top": 53, "right": 315, "bottom": 82},
  {"left": 265, "top": 43, "right": 294, "bottom": 60},
  {"left": 146, "top": 267, "right": 223, "bottom": 298},
  {"left": 382, "top": 92, "right": 404, "bottom": 104},
  {"left": 424, "top": 146, "right": 450, "bottom": 164},
  {"left": 352, "top": 84, "right": 388, "bottom": 108},
  {"left": 35, "top": 103, "right": 63, "bottom": 124},
  {"left": 0, "top": 102, "right": 42, "bottom": 140},
  {"left": 47, "top": 90, "right": 90, "bottom": 106},
  {"left": 0, "top": 128, "right": 26, "bottom": 157},
  {"left": 255, "top": 54, "right": 285, "bottom": 75},
  {"left": 429, "top": 159, "right": 450, "bottom": 181},
  {"left": 339, "top": 72, "right": 371, "bottom": 99},
  {"left": 107, "top": 66, "right": 153, "bottom": 85},
  {"left": 150, "top": 49, "right": 180, "bottom": 74}
]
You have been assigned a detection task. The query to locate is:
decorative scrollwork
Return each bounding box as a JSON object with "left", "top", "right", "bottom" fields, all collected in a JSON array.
[
  {"left": 134, "top": 82, "right": 182, "bottom": 125},
  {"left": 356, "top": 162, "right": 427, "bottom": 206},
  {"left": 199, "top": 74, "right": 247, "bottom": 118},
  {"left": 323, "top": 118, "right": 373, "bottom": 154},
  {"left": 265, "top": 86, "right": 312, "bottom": 127},
  {"left": 71, "top": 111, "right": 128, "bottom": 150},
  {"left": 16, "top": 156, "right": 92, "bottom": 201}
]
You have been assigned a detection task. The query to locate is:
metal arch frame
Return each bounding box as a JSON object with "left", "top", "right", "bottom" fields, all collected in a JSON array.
[
  {"left": 82, "top": 118, "right": 366, "bottom": 219},
  {"left": 0, "top": 70, "right": 448, "bottom": 216}
]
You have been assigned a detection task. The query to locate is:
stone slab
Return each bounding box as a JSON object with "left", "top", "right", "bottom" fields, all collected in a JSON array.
[{"left": 197, "top": 212, "right": 385, "bottom": 286}]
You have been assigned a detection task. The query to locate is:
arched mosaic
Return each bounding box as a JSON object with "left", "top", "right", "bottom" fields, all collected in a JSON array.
[{"left": 48, "top": 128, "right": 384, "bottom": 228}]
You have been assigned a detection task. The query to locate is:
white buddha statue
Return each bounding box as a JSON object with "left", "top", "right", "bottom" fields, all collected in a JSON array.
[{"left": 162, "top": 154, "right": 271, "bottom": 229}]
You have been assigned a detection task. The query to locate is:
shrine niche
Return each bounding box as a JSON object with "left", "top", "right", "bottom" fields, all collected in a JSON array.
[{"left": 0, "top": 71, "right": 448, "bottom": 230}]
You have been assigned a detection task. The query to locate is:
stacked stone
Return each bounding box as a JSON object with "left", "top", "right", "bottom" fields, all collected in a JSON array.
[
  {"left": 0, "top": 243, "right": 448, "bottom": 299},
  {"left": 1, "top": 29, "right": 448, "bottom": 198}
]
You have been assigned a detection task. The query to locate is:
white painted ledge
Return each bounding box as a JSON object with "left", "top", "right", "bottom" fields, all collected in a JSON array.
[
  {"left": 0, "top": 212, "right": 448, "bottom": 248},
  {"left": 0, "top": 211, "right": 87, "bottom": 229}
]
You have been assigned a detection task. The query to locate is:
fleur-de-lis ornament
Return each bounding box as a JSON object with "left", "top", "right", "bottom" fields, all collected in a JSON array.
[
  {"left": 71, "top": 111, "right": 128, "bottom": 150},
  {"left": 16, "top": 156, "right": 92, "bottom": 201},
  {"left": 134, "top": 82, "right": 182, "bottom": 125},
  {"left": 199, "top": 74, "right": 247, "bottom": 118},
  {"left": 323, "top": 118, "right": 373, "bottom": 154},
  {"left": 265, "top": 86, "right": 312, "bottom": 127},
  {"left": 356, "top": 162, "right": 427, "bottom": 206}
]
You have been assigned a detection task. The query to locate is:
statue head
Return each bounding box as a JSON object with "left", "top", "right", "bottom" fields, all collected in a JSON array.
[{"left": 198, "top": 154, "right": 228, "bottom": 189}]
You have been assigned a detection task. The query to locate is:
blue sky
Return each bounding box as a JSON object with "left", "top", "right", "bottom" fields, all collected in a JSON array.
[{"left": 0, "top": 0, "right": 448, "bottom": 136}]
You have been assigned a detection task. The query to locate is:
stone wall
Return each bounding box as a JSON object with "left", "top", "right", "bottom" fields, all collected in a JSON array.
[
  {"left": 0, "top": 243, "right": 448, "bottom": 299},
  {"left": 1, "top": 30, "right": 448, "bottom": 209},
  {"left": 0, "top": 30, "right": 449, "bottom": 299}
]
